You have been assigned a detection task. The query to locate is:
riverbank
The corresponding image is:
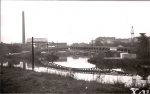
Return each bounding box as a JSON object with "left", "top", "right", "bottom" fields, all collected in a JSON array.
[
  {"left": 88, "top": 56, "right": 150, "bottom": 75},
  {"left": 0, "top": 67, "right": 131, "bottom": 93}
]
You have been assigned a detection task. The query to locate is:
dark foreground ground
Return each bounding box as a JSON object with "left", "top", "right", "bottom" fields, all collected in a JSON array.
[{"left": 0, "top": 67, "right": 131, "bottom": 94}]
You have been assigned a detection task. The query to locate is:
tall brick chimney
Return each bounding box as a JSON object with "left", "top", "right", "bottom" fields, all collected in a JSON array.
[{"left": 22, "top": 11, "right": 25, "bottom": 44}]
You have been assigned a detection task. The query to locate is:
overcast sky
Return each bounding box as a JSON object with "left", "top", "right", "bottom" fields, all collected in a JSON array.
[{"left": 1, "top": 1, "right": 150, "bottom": 44}]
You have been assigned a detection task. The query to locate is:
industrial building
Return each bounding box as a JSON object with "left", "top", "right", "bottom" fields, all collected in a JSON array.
[{"left": 27, "top": 38, "right": 48, "bottom": 49}]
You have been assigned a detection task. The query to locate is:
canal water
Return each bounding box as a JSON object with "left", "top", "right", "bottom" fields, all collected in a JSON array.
[
  {"left": 55, "top": 57, "right": 96, "bottom": 68},
  {"left": 2, "top": 56, "right": 150, "bottom": 88}
]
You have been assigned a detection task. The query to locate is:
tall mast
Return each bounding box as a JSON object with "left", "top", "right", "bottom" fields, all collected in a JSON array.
[{"left": 131, "top": 26, "right": 134, "bottom": 42}]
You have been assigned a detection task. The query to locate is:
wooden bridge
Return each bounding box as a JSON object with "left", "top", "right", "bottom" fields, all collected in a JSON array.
[
  {"left": 38, "top": 45, "right": 134, "bottom": 53},
  {"left": 70, "top": 46, "right": 134, "bottom": 53}
]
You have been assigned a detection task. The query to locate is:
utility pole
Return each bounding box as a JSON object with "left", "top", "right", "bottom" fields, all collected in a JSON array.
[{"left": 32, "top": 37, "right": 34, "bottom": 70}]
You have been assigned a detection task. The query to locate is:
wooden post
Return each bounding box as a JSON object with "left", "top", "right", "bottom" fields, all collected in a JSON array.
[
  {"left": 32, "top": 37, "right": 34, "bottom": 70},
  {"left": 47, "top": 42, "right": 49, "bottom": 52}
]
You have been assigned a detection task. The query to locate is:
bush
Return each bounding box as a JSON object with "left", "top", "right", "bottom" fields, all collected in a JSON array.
[{"left": 44, "top": 53, "right": 59, "bottom": 63}]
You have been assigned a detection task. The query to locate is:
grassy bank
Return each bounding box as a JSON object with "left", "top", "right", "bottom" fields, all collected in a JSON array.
[
  {"left": 0, "top": 67, "right": 131, "bottom": 93},
  {"left": 88, "top": 56, "right": 150, "bottom": 76}
]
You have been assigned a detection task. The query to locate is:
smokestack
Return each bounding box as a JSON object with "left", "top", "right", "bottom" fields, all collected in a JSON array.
[
  {"left": 0, "top": 14, "right": 1, "bottom": 43},
  {"left": 0, "top": 26, "right": 1, "bottom": 43},
  {"left": 22, "top": 11, "right": 25, "bottom": 44}
]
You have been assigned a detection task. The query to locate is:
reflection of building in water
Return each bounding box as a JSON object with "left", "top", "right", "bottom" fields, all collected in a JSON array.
[
  {"left": 27, "top": 38, "right": 48, "bottom": 49},
  {"left": 55, "top": 51, "right": 69, "bottom": 56},
  {"left": 72, "top": 55, "right": 80, "bottom": 59},
  {"left": 56, "top": 56, "right": 67, "bottom": 62}
]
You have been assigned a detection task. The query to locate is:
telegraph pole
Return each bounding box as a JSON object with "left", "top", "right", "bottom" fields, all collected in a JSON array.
[{"left": 32, "top": 37, "right": 34, "bottom": 70}]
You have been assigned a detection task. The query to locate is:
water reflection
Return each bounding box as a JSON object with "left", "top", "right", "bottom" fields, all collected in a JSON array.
[
  {"left": 55, "top": 56, "right": 67, "bottom": 62},
  {"left": 2, "top": 56, "right": 150, "bottom": 88},
  {"left": 55, "top": 57, "right": 96, "bottom": 68}
]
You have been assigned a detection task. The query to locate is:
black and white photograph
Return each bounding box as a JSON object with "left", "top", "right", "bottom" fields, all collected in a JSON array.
[{"left": 0, "top": 0, "right": 150, "bottom": 93}]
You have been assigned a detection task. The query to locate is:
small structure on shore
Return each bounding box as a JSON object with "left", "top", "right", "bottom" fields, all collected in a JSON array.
[{"left": 120, "top": 53, "right": 136, "bottom": 59}]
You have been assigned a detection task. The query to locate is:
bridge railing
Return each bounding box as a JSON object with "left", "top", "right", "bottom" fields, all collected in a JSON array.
[{"left": 70, "top": 46, "right": 134, "bottom": 52}]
